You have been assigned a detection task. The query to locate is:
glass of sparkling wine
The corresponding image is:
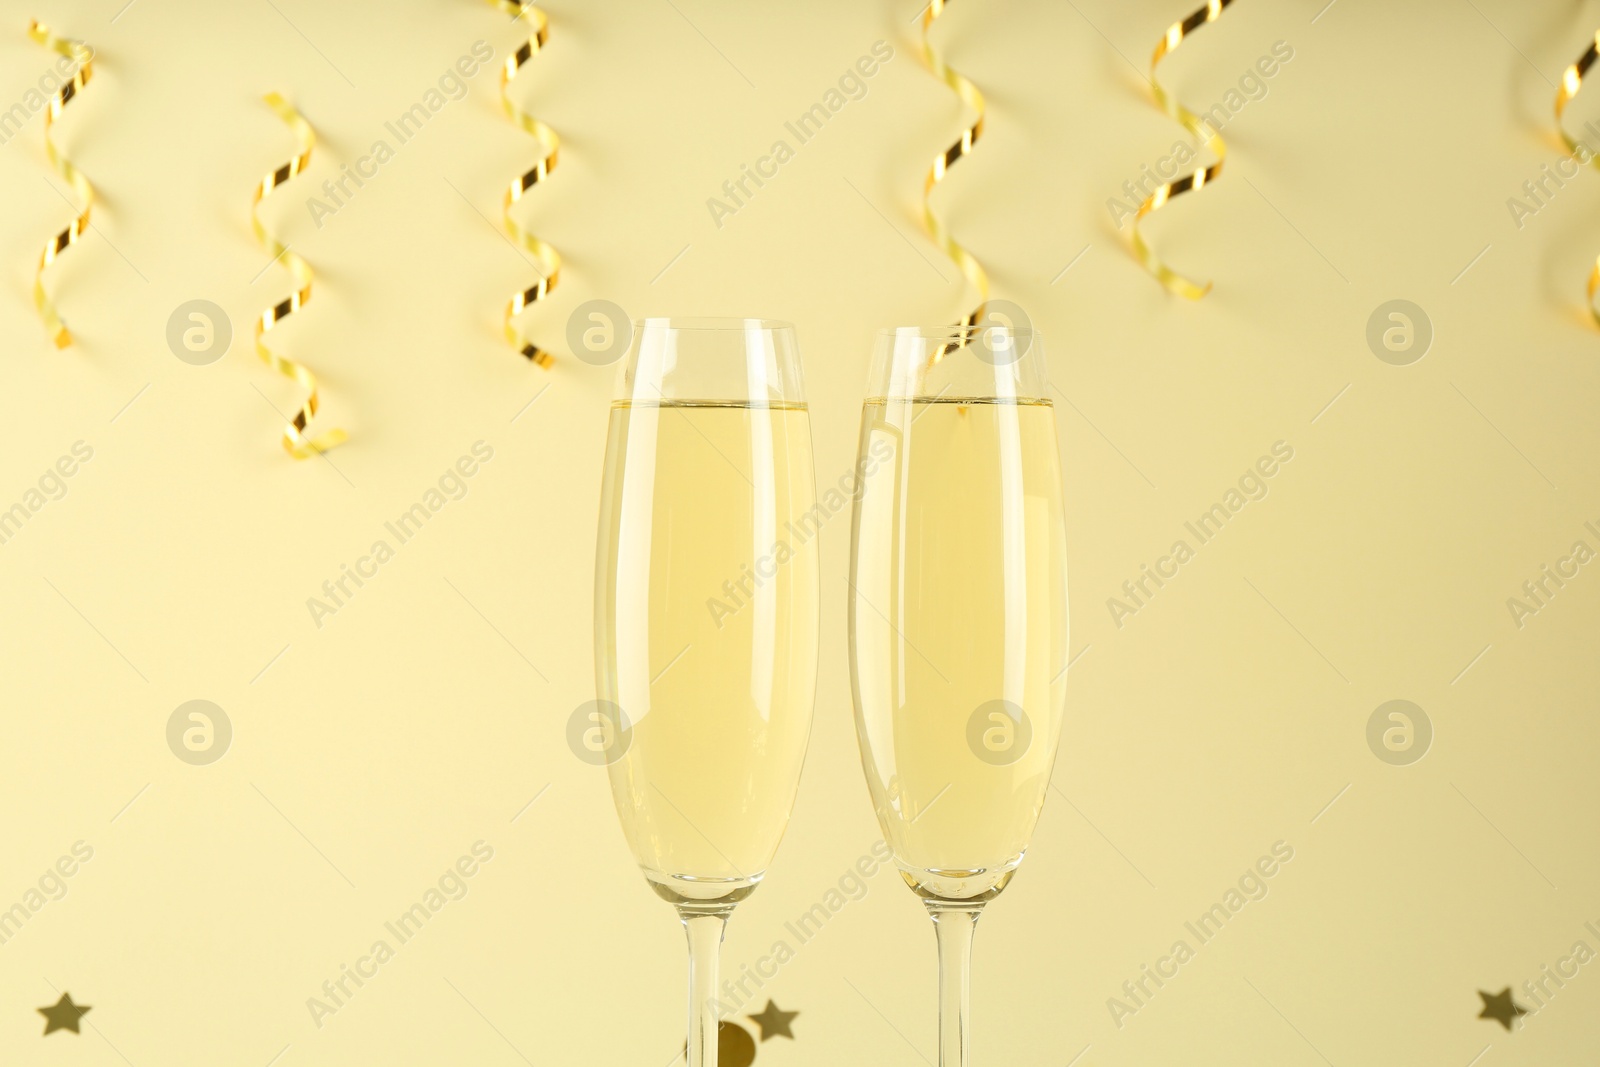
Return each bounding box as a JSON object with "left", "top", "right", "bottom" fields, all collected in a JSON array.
[
  {"left": 849, "top": 325, "right": 1068, "bottom": 1067},
  {"left": 594, "top": 318, "right": 819, "bottom": 1067}
]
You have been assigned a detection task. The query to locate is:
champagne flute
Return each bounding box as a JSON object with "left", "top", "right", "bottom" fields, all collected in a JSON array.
[
  {"left": 848, "top": 324, "right": 1068, "bottom": 1066},
  {"left": 594, "top": 318, "right": 819, "bottom": 1067}
]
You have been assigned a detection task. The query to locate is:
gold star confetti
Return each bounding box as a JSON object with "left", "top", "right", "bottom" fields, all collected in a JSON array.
[
  {"left": 1477, "top": 987, "right": 1527, "bottom": 1031},
  {"left": 38, "top": 992, "right": 91, "bottom": 1035},
  {"left": 680, "top": 1021, "right": 756, "bottom": 1067},
  {"left": 747, "top": 999, "right": 799, "bottom": 1041}
]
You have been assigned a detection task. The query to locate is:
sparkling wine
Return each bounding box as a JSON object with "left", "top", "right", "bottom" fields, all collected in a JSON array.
[
  {"left": 850, "top": 396, "right": 1069, "bottom": 900},
  {"left": 596, "top": 399, "right": 819, "bottom": 903}
]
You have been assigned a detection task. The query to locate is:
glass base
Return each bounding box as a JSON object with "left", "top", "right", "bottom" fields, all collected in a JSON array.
[
  {"left": 646, "top": 869, "right": 762, "bottom": 910},
  {"left": 898, "top": 859, "right": 1020, "bottom": 904}
]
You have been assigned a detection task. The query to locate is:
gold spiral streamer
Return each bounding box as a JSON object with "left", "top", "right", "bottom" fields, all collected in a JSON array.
[
  {"left": 252, "top": 92, "right": 347, "bottom": 459},
  {"left": 1557, "top": 30, "right": 1600, "bottom": 324},
  {"left": 27, "top": 20, "right": 94, "bottom": 349},
  {"left": 1130, "top": 0, "right": 1236, "bottom": 300},
  {"left": 920, "top": 0, "right": 988, "bottom": 324},
  {"left": 919, "top": 0, "right": 988, "bottom": 357},
  {"left": 486, "top": 0, "right": 559, "bottom": 368}
]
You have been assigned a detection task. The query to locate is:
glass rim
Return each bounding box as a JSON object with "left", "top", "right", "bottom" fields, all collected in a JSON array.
[
  {"left": 877, "top": 324, "right": 1040, "bottom": 339},
  {"left": 634, "top": 316, "right": 795, "bottom": 333}
]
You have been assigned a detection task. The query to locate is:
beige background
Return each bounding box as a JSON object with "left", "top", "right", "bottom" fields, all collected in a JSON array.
[{"left": 1, "top": 0, "right": 1597, "bottom": 1063}]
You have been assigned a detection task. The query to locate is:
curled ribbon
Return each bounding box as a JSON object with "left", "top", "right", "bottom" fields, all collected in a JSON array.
[
  {"left": 486, "top": 0, "right": 559, "bottom": 368},
  {"left": 28, "top": 20, "right": 94, "bottom": 349},
  {"left": 920, "top": 0, "right": 988, "bottom": 357},
  {"left": 1131, "top": 0, "right": 1235, "bottom": 300},
  {"left": 252, "top": 93, "right": 347, "bottom": 459},
  {"left": 1557, "top": 30, "right": 1600, "bottom": 324}
]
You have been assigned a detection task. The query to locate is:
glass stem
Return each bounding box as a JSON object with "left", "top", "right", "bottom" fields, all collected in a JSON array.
[
  {"left": 680, "top": 908, "right": 730, "bottom": 1067},
  {"left": 928, "top": 903, "right": 983, "bottom": 1067}
]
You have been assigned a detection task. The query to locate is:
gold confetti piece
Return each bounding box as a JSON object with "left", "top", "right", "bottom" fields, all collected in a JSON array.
[
  {"left": 27, "top": 20, "right": 94, "bottom": 349},
  {"left": 252, "top": 92, "right": 347, "bottom": 459},
  {"left": 919, "top": 0, "right": 988, "bottom": 343},
  {"left": 1131, "top": 0, "right": 1235, "bottom": 300},
  {"left": 486, "top": 0, "right": 559, "bottom": 368},
  {"left": 1557, "top": 30, "right": 1600, "bottom": 324}
]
